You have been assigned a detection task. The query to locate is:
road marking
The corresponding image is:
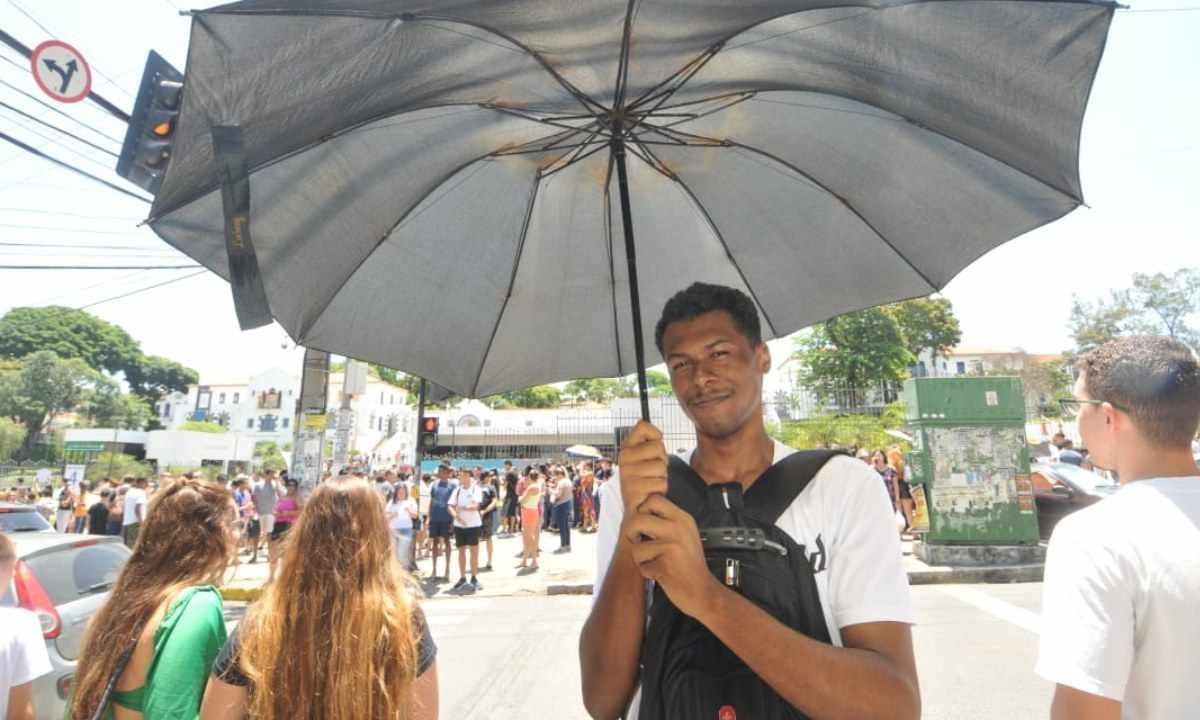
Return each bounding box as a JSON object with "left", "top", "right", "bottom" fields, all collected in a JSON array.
[{"left": 939, "top": 586, "right": 1041, "bottom": 635}]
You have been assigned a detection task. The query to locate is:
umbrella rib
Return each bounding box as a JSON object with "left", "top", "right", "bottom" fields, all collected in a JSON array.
[
  {"left": 295, "top": 156, "right": 494, "bottom": 341},
  {"left": 470, "top": 171, "right": 543, "bottom": 397},
  {"left": 613, "top": 0, "right": 638, "bottom": 110},
  {"left": 636, "top": 143, "right": 781, "bottom": 338},
  {"left": 602, "top": 151, "right": 625, "bottom": 378},
  {"left": 728, "top": 142, "right": 940, "bottom": 293}
]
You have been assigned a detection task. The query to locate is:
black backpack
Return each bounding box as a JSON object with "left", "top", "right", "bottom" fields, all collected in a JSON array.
[{"left": 637, "top": 450, "right": 843, "bottom": 720}]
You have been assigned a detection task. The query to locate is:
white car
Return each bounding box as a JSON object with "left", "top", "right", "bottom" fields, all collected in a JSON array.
[{"left": 1, "top": 533, "right": 130, "bottom": 719}]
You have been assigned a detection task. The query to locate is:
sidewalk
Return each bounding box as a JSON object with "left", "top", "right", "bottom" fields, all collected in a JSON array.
[{"left": 219, "top": 529, "right": 1042, "bottom": 603}]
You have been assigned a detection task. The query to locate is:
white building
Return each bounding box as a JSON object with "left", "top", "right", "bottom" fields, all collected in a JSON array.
[
  {"left": 153, "top": 368, "right": 301, "bottom": 449},
  {"left": 913, "top": 346, "right": 1062, "bottom": 378}
]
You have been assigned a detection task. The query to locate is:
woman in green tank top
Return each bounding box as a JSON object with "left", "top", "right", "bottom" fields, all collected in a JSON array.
[{"left": 67, "top": 476, "right": 238, "bottom": 719}]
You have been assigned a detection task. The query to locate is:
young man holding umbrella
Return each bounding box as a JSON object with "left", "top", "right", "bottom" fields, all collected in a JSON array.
[{"left": 580, "top": 282, "right": 919, "bottom": 719}]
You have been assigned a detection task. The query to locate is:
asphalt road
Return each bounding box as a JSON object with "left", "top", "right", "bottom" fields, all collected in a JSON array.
[{"left": 425, "top": 582, "right": 1054, "bottom": 719}]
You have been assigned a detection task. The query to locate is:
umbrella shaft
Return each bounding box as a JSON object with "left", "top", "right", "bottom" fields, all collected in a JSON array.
[{"left": 611, "top": 132, "right": 652, "bottom": 422}]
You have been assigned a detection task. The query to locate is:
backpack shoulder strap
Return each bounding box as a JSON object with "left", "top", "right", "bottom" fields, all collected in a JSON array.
[
  {"left": 743, "top": 449, "right": 846, "bottom": 525},
  {"left": 665, "top": 454, "right": 710, "bottom": 519}
]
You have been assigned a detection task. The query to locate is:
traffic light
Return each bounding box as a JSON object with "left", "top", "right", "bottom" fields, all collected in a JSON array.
[
  {"left": 420, "top": 417, "right": 440, "bottom": 449},
  {"left": 117, "top": 51, "right": 184, "bottom": 196}
]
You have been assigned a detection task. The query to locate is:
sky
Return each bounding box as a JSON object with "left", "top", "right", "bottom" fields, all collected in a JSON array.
[{"left": 0, "top": 1, "right": 1197, "bottom": 385}]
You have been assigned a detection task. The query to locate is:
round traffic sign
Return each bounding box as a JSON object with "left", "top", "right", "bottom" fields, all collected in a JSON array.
[{"left": 29, "top": 40, "right": 92, "bottom": 104}]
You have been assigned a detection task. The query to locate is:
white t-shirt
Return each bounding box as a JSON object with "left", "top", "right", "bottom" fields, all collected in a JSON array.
[
  {"left": 0, "top": 607, "right": 53, "bottom": 718},
  {"left": 1036, "top": 477, "right": 1200, "bottom": 718},
  {"left": 122, "top": 487, "right": 147, "bottom": 526},
  {"left": 449, "top": 484, "right": 483, "bottom": 528},
  {"left": 595, "top": 441, "right": 914, "bottom": 719},
  {"left": 386, "top": 499, "right": 417, "bottom": 531}
]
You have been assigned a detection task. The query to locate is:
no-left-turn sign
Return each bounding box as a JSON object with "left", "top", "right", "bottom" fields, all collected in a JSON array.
[{"left": 30, "top": 40, "right": 92, "bottom": 104}]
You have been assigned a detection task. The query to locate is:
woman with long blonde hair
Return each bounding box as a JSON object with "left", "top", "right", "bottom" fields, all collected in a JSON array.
[
  {"left": 200, "top": 478, "right": 438, "bottom": 720},
  {"left": 68, "top": 476, "right": 237, "bottom": 719}
]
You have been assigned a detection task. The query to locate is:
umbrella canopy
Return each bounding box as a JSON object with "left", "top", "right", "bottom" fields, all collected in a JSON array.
[
  {"left": 565, "top": 444, "right": 604, "bottom": 459},
  {"left": 152, "top": 0, "right": 1115, "bottom": 408}
]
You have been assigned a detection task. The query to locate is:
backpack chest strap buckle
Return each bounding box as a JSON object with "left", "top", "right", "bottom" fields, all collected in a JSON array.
[{"left": 725, "top": 558, "right": 740, "bottom": 588}]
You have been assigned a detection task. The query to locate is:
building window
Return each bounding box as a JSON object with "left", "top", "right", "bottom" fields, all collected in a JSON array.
[
  {"left": 233, "top": 392, "right": 239, "bottom": 404},
  {"left": 247, "top": 419, "right": 254, "bottom": 429},
  {"left": 218, "top": 392, "right": 226, "bottom": 404},
  {"left": 378, "top": 417, "right": 384, "bottom": 432},
  {"left": 956, "top": 361, "right": 966, "bottom": 375},
  {"left": 259, "top": 389, "right": 281, "bottom": 409},
  {"left": 380, "top": 391, "right": 385, "bottom": 405},
  {"left": 260, "top": 415, "right": 278, "bottom": 432},
  {"left": 282, "top": 418, "right": 290, "bottom": 429},
  {"left": 915, "top": 361, "right": 927, "bottom": 377}
]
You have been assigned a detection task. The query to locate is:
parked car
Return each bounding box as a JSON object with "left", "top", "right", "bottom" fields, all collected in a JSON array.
[
  {"left": 0, "top": 502, "right": 55, "bottom": 533},
  {"left": 1032, "top": 462, "right": 1120, "bottom": 540},
  {"left": 0, "top": 533, "right": 130, "bottom": 719}
]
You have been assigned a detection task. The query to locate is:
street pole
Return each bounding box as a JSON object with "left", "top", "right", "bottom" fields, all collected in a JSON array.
[
  {"left": 105, "top": 422, "right": 120, "bottom": 481},
  {"left": 415, "top": 379, "right": 428, "bottom": 479}
]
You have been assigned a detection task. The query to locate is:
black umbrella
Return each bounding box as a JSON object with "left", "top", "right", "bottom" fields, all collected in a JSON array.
[{"left": 151, "top": 0, "right": 1115, "bottom": 420}]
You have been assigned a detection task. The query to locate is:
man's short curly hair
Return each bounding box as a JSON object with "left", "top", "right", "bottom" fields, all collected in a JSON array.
[
  {"left": 655, "top": 283, "right": 762, "bottom": 355},
  {"left": 1078, "top": 335, "right": 1200, "bottom": 449}
]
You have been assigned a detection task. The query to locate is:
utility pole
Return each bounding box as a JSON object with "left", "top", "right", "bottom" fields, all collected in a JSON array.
[{"left": 291, "top": 348, "right": 330, "bottom": 497}]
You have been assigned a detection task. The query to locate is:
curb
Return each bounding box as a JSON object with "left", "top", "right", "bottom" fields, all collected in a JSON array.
[
  {"left": 906, "top": 564, "right": 1044, "bottom": 585},
  {"left": 221, "top": 565, "right": 1045, "bottom": 602}
]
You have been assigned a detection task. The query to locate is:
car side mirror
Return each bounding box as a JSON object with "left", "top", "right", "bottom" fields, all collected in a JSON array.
[{"left": 1052, "top": 485, "right": 1073, "bottom": 497}]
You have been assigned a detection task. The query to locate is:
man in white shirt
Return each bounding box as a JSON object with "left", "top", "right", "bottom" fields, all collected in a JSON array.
[
  {"left": 251, "top": 471, "right": 281, "bottom": 562},
  {"left": 448, "top": 468, "right": 484, "bottom": 592},
  {"left": 579, "top": 282, "right": 918, "bottom": 720},
  {"left": 1036, "top": 335, "right": 1200, "bottom": 719},
  {"left": 1, "top": 533, "right": 52, "bottom": 719},
  {"left": 121, "top": 477, "right": 149, "bottom": 549}
]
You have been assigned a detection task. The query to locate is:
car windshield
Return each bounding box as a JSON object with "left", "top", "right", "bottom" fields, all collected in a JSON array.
[
  {"left": 1051, "top": 463, "right": 1118, "bottom": 493},
  {"left": 0, "top": 509, "right": 52, "bottom": 533}
]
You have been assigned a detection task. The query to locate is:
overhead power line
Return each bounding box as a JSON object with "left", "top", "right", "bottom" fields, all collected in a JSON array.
[
  {"left": 0, "top": 261, "right": 199, "bottom": 267},
  {"left": 0, "top": 131, "right": 151, "bottom": 203},
  {"left": 0, "top": 77, "right": 125, "bottom": 145},
  {"left": 0, "top": 28, "right": 130, "bottom": 122},
  {"left": 0, "top": 241, "right": 172, "bottom": 250},
  {"left": 0, "top": 222, "right": 147, "bottom": 236},
  {"left": 77, "top": 269, "right": 208, "bottom": 309},
  {"left": 0, "top": 207, "right": 140, "bottom": 221},
  {"left": 0, "top": 100, "right": 118, "bottom": 156}
]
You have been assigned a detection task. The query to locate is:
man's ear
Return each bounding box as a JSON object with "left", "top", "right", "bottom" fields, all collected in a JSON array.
[{"left": 758, "top": 342, "right": 771, "bottom": 374}]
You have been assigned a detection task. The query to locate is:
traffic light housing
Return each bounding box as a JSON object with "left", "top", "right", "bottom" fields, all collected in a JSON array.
[
  {"left": 420, "top": 417, "right": 439, "bottom": 449},
  {"left": 117, "top": 51, "right": 183, "bottom": 196}
]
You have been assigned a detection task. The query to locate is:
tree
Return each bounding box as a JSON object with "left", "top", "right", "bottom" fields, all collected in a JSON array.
[
  {"left": 886, "top": 297, "right": 962, "bottom": 365},
  {"left": 504, "top": 385, "right": 562, "bottom": 408},
  {"left": 0, "top": 417, "right": 25, "bottom": 462},
  {"left": 1068, "top": 267, "right": 1200, "bottom": 355},
  {"left": 79, "top": 378, "right": 153, "bottom": 430},
  {"left": 565, "top": 378, "right": 625, "bottom": 404},
  {"left": 620, "top": 370, "right": 673, "bottom": 398},
  {"left": 125, "top": 355, "right": 198, "bottom": 403},
  {"left": 178, "top": 420, "right": 227, "bottom": 433},
  {"left": 1129, "top": 269, "right": 1200, "bottom": 347},
  {"left": 794, "top": 307, "right": 915, "bottom": 408},
  {"left": 0, "top": 351, "right": 98, "bottom": 458},
  {"left": 0, "top": 307, "right": 140, "bottom": 377},
  {"left": 86, "top": 453, "right": 152, "bottom": 483},
  {"left": 254, "top": 441, "right": 287, "bottom": 472}
]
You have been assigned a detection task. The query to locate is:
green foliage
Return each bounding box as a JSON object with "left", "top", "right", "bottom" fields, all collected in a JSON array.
[
  {"left": 0, "top": 417, "right": 25, "bottom": 462},
  {"left": 254, "top": 441, "right": 287, "bottom": 472},
  {"left": 0, "top": 307, "right": 197, "bottom": 403},
  {"left": 178, "top": 420, "right": 227, "bottom": 433},
  {"left": 85, "top": 453, "right": 152, "bottom": 483},
  {"left": 767, "top": 403, "right": 910, "bottom": 452},
  {"left": 794, "top": 307, "right": 915, "bottom": 395},
  {"left": 565, "top": 377, "right": 626, "bottom": 404},
  {"left": 0, "top": 306, "right": 140, "bottom": 377},
  {"left": 125, "top": 355, "right": 198, "bottom": 403},
  {"left": 886, "top": 297, "right": 962, "bottom": 360},
  {"left": 78, "top": 378, "right": 153, "bottom": 430},
  {"left": 1069, "top": 268, "right": 1200, "bottom": 355},
  {"left": 0, "top": 351, "right": 98, "bottom": 458}
]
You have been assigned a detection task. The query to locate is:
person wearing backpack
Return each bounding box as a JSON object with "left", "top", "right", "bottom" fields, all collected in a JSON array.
[{"left": 580, "top": 282, "right": 919, "bottom": 720}]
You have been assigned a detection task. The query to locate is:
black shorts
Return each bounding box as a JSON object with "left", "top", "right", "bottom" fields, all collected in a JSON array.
[
  {"left": 413, "top": 513, "right": 424, "bottom": 531},
  {"left": 246, "top": 518, "right": 261, "bottom": 538},
  {"left": 271, "top": 521, "right": 293, "bottom": 541},
  {"left": 898, "top": 481, "right": 913, "bottom": 500},
  {"left": 454, "top": 526, "right": 481, "bottom": 547},
  {"left": 480, "top": 514, "right": 494, "bottom": 539}
]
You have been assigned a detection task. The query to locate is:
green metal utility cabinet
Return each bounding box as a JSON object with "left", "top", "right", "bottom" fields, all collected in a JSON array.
[{"left": 903, "top": 377, "right": 1039, "bottom": 545}]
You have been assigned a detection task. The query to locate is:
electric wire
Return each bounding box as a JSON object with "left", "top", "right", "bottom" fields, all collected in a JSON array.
[
  {"left": 76, "top": 269, "right": 208, "bottom": 309},
  {"left": 0, "top": 263, "right": 200, "bottom": 270},
  {"left": 0, "top": 131, "right": 151, "bottom": 203},
  {"left": 3, "top": 0, "right": 135, "bottom": 99},
  {"left": 0, "top": 100, "right": 118, "bottom": 156},
  {"left": 0, "top": 77, "right": 125, "bottom": 145}
]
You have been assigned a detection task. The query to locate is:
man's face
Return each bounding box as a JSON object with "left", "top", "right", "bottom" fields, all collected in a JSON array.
[
  {"left": 1073, "top": 373, "right": 1115, "bottom": 470},
  {"left": 460, "top": 471, "right": 473, "bottom": 487},
  {"left": 437, "top": 467, "right": 450, "bottom": 481},
  {"left": 663, "top": 310, "right": 770, "bottom": 440}
]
